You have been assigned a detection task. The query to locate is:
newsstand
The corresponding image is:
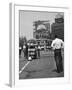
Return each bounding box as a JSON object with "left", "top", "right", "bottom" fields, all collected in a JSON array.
[{"left": 28, "top": 43, "right": 37, "bottom": 60}]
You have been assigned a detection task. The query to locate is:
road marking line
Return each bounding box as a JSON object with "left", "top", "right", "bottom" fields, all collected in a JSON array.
[{"left": 19, "top": 61, "right": 30, "bottom": 74}]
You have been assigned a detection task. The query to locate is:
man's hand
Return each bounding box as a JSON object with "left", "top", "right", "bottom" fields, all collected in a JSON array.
[{"left": 51, "top": 47, "right": 55, "bottom": 50}]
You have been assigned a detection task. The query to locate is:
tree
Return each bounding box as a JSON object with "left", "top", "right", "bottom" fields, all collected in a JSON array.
[{"left": 19, "top": 36, "right": 27, "bottom": 48}]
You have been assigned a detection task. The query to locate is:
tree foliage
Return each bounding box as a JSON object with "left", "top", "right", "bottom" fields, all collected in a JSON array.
[{"left": 19, "top": 36, "right": 27, "bottom": 48}]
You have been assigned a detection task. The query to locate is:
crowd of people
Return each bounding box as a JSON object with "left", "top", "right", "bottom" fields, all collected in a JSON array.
[{"left": 19, "top": 43, "right": 41, "bottom": 59}]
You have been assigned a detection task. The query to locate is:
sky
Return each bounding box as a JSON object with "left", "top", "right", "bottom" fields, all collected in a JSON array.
[{"left": 19, "top": 10, "right": 64, "bottom": 40}]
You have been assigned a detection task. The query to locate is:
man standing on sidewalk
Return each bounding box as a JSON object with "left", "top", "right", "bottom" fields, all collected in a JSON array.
[{"left": 51, "top": 35, "right": 64, "bottom": 73}]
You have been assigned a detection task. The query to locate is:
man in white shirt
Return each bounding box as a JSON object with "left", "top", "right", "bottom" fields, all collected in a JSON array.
[{"left": 51, "top": 35, "right": 64, "bottom": 73}]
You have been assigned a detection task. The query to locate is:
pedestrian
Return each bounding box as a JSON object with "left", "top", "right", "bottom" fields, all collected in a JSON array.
[
  {"left": 51, "top": 35, "right": 64, "bottom": 73},
  {"left": 23, "top": 44, "right": 26, "bottom": 58},
  {"left": 35, "top": 45, "right": 38, "bottom": 59},
  {"left": 25, "top": 43, "right": 28, "bottom": 59},
  {"left": 19, "top": 46, "right": 22, "bottom": 57},
  {"left": 37, "top": 44, "right": 41, "bottom": 58}
]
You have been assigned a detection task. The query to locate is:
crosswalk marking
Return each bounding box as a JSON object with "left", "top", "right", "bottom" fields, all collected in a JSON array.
[{"left": 19, "top": 61, "right": 30, "bottom": 74}]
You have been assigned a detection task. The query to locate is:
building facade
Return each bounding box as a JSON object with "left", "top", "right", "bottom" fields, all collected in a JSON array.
[
  {"left": 51, "top": 15, "right": 64, "bottom": 41},
  {"left": 33, "top": 20, "right": 51, "bottom": 50},
  {"left": 33, "top": 20, "right": 52, "bottom": 50}
]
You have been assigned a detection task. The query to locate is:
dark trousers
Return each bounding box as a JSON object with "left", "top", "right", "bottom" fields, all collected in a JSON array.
[
  {"left": 25, "top": 52, "right": 28, "bottom": 59},
  {"left": 38, "top": 49, "right": 40, "bottom": 58},
  {"left": 23, "top": 50, "right": 26, "bottom": 58},
  {"left": 19, "top": 49, "right": 21, "bottom": 56},
  {"left": 54, "top": 49, "right": 63, "bottom": 73},
  {"left": 24, "top": 50, "right": 28, "bottom": 59}
]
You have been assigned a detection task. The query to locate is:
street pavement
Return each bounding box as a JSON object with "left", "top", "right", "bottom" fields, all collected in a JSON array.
[{"left": 19, "top": 50, "right": 64, "bottom": 79}]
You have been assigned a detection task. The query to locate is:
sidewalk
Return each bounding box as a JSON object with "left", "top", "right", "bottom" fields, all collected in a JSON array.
[
  {"left": 40, "top": 50, "right": 64, "bottom": 57},
  {"left": 40, "top": 50, "right": 54, "bottom": 56}
]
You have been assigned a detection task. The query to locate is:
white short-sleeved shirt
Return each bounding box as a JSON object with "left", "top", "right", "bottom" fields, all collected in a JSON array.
[
  {"left": 19, "top": 47, "right": 22, "bottom": 50},
  {"left": 23, "top": 45, "right": 26, "bottom": 49},
  {"left": 51, "top": 38, "right": 64, "bottom": 50},
  {"left": 38, "top": 46, "right": 41, "bottom": 50}
]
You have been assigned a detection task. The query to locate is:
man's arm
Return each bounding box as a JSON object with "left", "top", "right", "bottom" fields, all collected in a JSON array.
[
  {"left": 51, "top": 40, "right": 55, "bottom": 50},
  {"left": 61, "top": 40, "right": 64, "bottom": 48}
]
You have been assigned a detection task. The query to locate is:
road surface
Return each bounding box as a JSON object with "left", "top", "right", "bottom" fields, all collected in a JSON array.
[{"left": 19, "top": 50, "right": 64, "bottom": 79}]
